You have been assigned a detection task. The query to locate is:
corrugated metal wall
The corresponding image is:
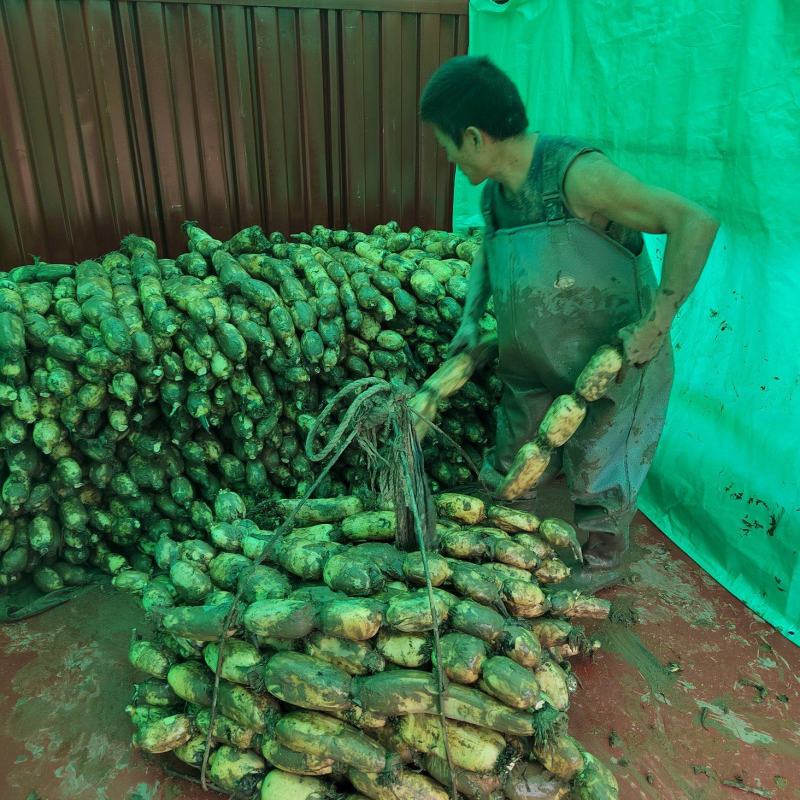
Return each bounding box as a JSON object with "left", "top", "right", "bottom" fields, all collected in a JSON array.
[{"left": 0, "top": 0, "right": 468, "bottom": 268}]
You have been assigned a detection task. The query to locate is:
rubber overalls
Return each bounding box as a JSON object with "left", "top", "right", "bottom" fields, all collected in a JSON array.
[{"left": 480, "top": 136, "right": 675, "bottom": 559}]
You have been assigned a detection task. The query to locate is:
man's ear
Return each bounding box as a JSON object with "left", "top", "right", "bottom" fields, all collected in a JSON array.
[{"left": 464, "top": 126, "right": 484, "bottom": 150}]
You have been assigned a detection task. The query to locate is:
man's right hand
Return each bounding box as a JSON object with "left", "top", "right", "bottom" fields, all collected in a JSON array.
[{"left": 447, "top": 317, "right": 480, "bottom": 358}]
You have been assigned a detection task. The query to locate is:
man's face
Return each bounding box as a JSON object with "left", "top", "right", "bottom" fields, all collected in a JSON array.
[{"left": 434, "top": 127, "right": 490, "bottom": 185}]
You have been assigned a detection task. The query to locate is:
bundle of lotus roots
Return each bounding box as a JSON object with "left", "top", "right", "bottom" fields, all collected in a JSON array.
[{"left": 124, "top": 490, "right": 618, "bottom": 800}]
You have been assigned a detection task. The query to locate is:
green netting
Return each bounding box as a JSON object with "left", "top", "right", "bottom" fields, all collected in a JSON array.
[{"left": 453, "top": 0, "right": 799, "bottom": 644}]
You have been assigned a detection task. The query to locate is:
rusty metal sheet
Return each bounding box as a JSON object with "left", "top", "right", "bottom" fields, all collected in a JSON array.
[
  {"left": 0, "top": 0, "right": 468, "bottom": 267},
  {"left": 135, "top": 0, "right": 468, "bottom": 12}
]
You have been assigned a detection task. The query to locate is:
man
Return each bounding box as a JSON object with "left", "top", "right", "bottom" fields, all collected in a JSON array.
[{"left": 420, "top": 56, "right": 718, "bottom": 577}]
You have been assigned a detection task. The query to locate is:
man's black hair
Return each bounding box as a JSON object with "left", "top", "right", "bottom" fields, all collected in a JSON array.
[{"left": 420, "top": 56, "right": 528, "bottom": 147}]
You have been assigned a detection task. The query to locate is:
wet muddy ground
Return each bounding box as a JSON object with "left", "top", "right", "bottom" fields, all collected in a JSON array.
[
  {"left": 0, "top": 505, "right": 797, "bottom": 800},
  {"left": 570, "top": 519, "right": 800, "bottom": 800}
]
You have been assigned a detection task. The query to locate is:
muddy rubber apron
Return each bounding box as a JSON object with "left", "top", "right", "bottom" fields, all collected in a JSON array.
[{"left": 483, "top": 170, "right": 674, "bottom": 540}]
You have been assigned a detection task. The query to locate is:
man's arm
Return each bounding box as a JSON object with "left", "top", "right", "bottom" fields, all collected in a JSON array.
[{"left": 564, "top": 152, "right": 719, "bottom": 364}]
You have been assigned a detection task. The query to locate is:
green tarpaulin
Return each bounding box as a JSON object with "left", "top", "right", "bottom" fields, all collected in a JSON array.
[{"left": 453, "top": 0, "right": 799, "bottom": 644}]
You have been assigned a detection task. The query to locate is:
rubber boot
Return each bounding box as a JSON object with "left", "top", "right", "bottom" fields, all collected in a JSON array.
[
  {"left": 583, "top": 530, "right": 627, "bottom": 571},
  {"left": 560, "top": 527, "right": 630, "bottom": 592}
]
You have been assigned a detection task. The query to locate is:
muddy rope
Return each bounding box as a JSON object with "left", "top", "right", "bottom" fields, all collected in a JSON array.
[
  {"left": 201, "top": 378, "right": 468, "bottom": 797},
  {"left": 393, "top": 406, "right": 459, "bottom": 798}
]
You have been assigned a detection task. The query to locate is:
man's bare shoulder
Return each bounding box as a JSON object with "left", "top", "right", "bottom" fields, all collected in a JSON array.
[
  {"left": 563, "top": 151, "right": 616, "bottom": 225},
  {"left": 564, "top": 148, "right": 715, "bottom": 235}
]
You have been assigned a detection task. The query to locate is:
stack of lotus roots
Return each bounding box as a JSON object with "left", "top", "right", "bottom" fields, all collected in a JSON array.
[
  {"left": 0, "top": 223, "right": 503, "bottom": 592},
  {"left": 125, "top": 489, "right": 618, "bottom": 800}
]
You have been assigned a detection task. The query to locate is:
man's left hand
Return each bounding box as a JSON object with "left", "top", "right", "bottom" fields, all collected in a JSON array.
[{"left": 618, "top": 317, "right": 668, "bottom": 366}]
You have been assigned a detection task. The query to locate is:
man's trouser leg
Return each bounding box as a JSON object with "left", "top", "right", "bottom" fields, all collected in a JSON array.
[
  {"left": 482, "top": 382, "right": 561, "bottom": 498},
  {"left": 563, "top": 345, "right": 674, "bottom": 567}
]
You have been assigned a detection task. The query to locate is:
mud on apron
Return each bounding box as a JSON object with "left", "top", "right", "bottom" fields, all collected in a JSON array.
[{"left": 481, "top": 147, "right": 674, "bottom": 543}]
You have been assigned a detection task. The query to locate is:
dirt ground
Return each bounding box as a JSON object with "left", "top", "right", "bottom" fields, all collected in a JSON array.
[{"left": 0, "top": 508, "right": 797, "bottom": 800}]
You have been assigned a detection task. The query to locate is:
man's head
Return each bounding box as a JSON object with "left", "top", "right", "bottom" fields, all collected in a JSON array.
[{"left": 420, "top": 56, "right": 528, "bottom": 184}]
